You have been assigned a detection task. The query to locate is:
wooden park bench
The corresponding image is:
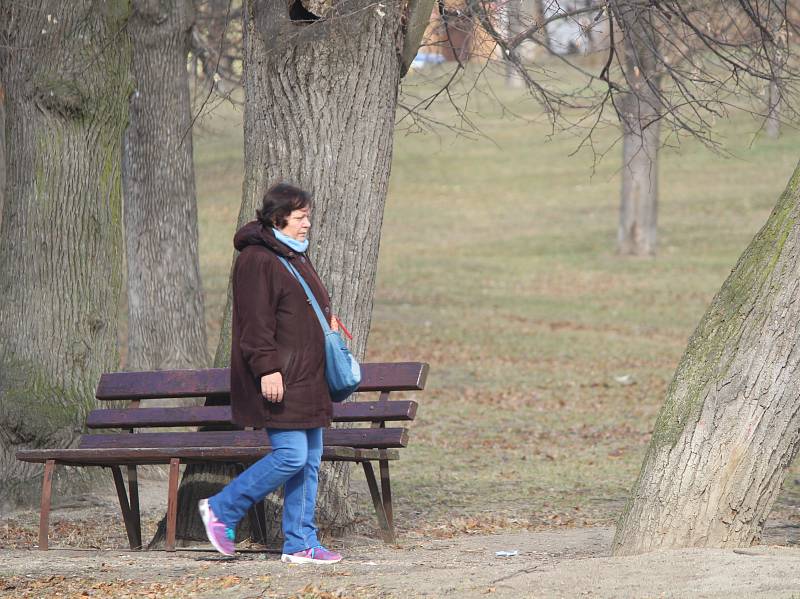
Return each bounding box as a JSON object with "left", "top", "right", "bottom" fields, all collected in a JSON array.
[{"left": 16, "top": 362, "right": 428, "bottom": 552}]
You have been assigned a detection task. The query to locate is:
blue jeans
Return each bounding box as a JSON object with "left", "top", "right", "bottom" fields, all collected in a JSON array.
[{"left": 208, "top": 427, "right": 323, "bottom": 554}]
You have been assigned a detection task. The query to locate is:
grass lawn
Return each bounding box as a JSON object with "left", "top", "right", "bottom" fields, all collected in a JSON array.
[{"left": 192, "top": 65, "right": 800, "bottom": 539}]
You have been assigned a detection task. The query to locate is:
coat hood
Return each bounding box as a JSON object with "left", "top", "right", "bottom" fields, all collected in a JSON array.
[{"left": 233, "top": 221, "right": 294, "bottom": 257}]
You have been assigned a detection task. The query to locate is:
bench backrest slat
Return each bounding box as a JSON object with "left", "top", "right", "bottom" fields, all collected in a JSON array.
[
  {"left": 78, "top": 428, "right": 408, "bottom": 450},
  {"left": 96, "top": 362, "right": 428, "bottom": 401},
  {"left": 85, "top": 401, "right": 418, "bottom": 429}
]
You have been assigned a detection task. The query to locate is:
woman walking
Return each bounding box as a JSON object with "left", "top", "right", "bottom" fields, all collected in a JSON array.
[{"left": 199, "top": 182, "right": 343, "bottom": 564}]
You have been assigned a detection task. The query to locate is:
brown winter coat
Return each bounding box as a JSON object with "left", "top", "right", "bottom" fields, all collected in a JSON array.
[{"left": 229, "top": 221, "right": 333, "bottom": 429}]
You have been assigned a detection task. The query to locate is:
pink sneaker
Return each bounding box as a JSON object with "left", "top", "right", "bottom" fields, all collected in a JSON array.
[
  {"left": 280, "top": 546, "right": 343, "bottom": 564},
  {"left": 198, "top": 498, "right": 235, "bottom": 556}
]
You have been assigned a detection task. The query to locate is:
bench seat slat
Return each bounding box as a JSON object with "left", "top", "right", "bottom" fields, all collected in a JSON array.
[
  {"left": 16, "top": 446, "right": 399, "bottom": 466},
  {"left": 85, "top": 401, "right": 418, "bottom": 429},
  {"left": 355, "top": 362, "right": 429, "bottom": 392},
  {"left": 86, "top": 406, "right": 233, "bottom": 429},
  {"left": 78, "top": 428, "right": 408, "bottom": 450},
  {"left": 95, "top": 362, "right": 429, "bottom": 401}
]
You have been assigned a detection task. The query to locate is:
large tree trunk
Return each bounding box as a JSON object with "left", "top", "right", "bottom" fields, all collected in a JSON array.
[
  {"left": 614, "top": 161, "right": 800, "bottom": 555},
  {"left": 168, "top": 0, "right": 421, "bottom": 545},
  {"left": 122, "top": 0, "right": 208, "bottom": 372},
  {"left": 612, "top": 0, "right": 662, "bottom": 256},
  {"left": 0, "top": 84, "right": 5, "bottom": 229},
  {"left": 0, "top": 1, "right": 130, "bottom": 503}
]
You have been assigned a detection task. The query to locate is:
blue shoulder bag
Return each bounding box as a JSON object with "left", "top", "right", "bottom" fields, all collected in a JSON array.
[{"left": 278, "top": 257, "right": 361, "bottom": 402}]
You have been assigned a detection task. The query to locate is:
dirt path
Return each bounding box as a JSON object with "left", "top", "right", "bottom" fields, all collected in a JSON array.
[
  {"left": 5, "top": 526, "right": 800, "bottom": 597},
  {"left": 4, "top": 478, "right": 800, "bottom": 598}
]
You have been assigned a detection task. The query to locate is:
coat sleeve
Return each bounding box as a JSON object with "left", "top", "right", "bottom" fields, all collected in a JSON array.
[{"left": 233, "top": 250, "right": 282, "bottom": 379}]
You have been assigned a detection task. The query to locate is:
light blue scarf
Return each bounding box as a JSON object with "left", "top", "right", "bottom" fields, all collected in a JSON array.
[{"left": 273, "top": 228, "right": 309, "bottom": 253}]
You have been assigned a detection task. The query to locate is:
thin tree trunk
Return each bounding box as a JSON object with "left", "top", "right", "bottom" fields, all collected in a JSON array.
[
  {"left": 612, "top": 0, "right": 662, "bottom": 256},
  {"left": 766, "top": 79, "right": 781, "bottom": 139},
  {"left": 505, "top": 0, "right": 525, "bottom": 88},
  {"left": 122, "top": 0, "right": 208, "bottom": 372},
  {"left": 618, "top": 90, "right": 660, "bottom": 256},
  {"left": 167, "top": 0, "right": 409, "bottom": 545},
  {"left": 0, "top": 1, "right": 130, "bottom": 502},
  {"left": 400, "top": 0, "right": 437, "bottom": 75},
  {"left": 529, "top": 0, "right": 549, "bottom": 52},
  {"left": 614, "top": 161, "right": 800, "bottom": 555},
  {"left": 766, "top": 18, "right": 786, "bottom": 140}
]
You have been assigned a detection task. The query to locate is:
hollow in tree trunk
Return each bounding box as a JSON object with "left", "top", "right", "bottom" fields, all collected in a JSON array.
[
  {"left": 614, "top": 161, "right": 800, "bottom": 555},
  {"left": 122, "top": 0, "right": 209, "bottom": 373},
  {"left": 167, "top": 0, "right": 427, "bottom": 546},
  {"left": 0, "top": 1, "right": 130, "bottom": 503}
]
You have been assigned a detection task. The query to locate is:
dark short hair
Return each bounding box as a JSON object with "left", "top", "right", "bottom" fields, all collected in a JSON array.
[{"left": 256, "top": 183, "right": 312, "bottom": 229}]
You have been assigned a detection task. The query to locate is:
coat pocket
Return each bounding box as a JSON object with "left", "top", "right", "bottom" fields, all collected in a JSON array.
[{"left": 281, "top": 350, "right": 298, "bottom": 385}]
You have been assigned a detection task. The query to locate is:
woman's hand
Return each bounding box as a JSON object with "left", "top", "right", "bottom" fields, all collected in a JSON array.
[
  {"left": 330, "top": 314, "right": 340, "bottom": 332},
  {"left": 261, "top": 372, "right": 284, "bottom": 403}
]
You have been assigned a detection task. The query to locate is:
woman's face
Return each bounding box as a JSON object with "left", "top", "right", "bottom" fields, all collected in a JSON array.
[{"left": 278, "top": 207, "right": 311, "bottom": 241}]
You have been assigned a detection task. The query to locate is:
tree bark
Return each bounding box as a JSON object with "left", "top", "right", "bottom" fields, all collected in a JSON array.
[
  {"left": 614, "top": 161, "right": 800, "bottom": 555},
  {"left": 618, "top": 89, "right": 660, "bottom": 256},
  {"left": 122, "top": 0, "right": 209, "bottom": 372},
  {"left": 168, "top": 0, "right": 410, "bottom": 545},
  {"left": 0, "top": 84, "right": 5, "bottom": 229},
  {"left": 612, "top": 0, "right": 662, "bottom": 256},
  {"left": 400, "top": 0, "right": 437, "bottom": 75},
  {"left": 240, "top": 1, "right": 402, "bottom": 344},
  {"left": 0, "top": 0, "right": 130, "bottom": 502}
]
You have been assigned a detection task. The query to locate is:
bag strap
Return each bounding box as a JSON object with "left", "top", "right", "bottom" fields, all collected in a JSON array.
[{"left": 277, "top": 256, "right": 331, "bottom": 334}]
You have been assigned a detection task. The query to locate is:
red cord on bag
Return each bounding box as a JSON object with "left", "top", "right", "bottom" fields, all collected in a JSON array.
[{"left": 335, "top": 316, "right": 353, "bottom": 340}]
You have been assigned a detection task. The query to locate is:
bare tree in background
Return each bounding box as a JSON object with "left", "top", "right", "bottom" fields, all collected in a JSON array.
[
  {"left": 612, "top": 0, "right": 661, "bottom": 256},
  {"left": 122, "top": 0, "right": 209, "bottom": 373},
  {"left": 506, "top": 0, "right": 528, "bottom": 87},
  {"left": 190, "top": 0, "right": 244, "bottom": 94},
  {"left": 766, "top": 4, "right": 789, "bottom": 138},
  {"left": 529, "top": 0, "right": 550, "bottom": 52},
  {"left": 0, "top": 0, "right": 131, "bottom": 502},
  {"left": 441, "top": 1, "right": 800, "bottom": 255}
]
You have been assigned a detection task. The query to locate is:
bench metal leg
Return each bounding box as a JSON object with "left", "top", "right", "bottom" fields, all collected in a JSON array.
[
  {"left": 362, "top": 461, "right": 395, "bottom": 543},
  {"left": 38, "top": 459, "right": 55, "bottom": 551},
  {"left": 379, "top": 459, "right": 393, "bottom": 529},
  {"left": 127, "top": 465, "right": 142, "bottom": 547},
  {"left": 166, "top": 458, "right": 180, "bottom": 552},
  {"left": 110, "top": 466, "right": 142, "bottom": 550}
]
